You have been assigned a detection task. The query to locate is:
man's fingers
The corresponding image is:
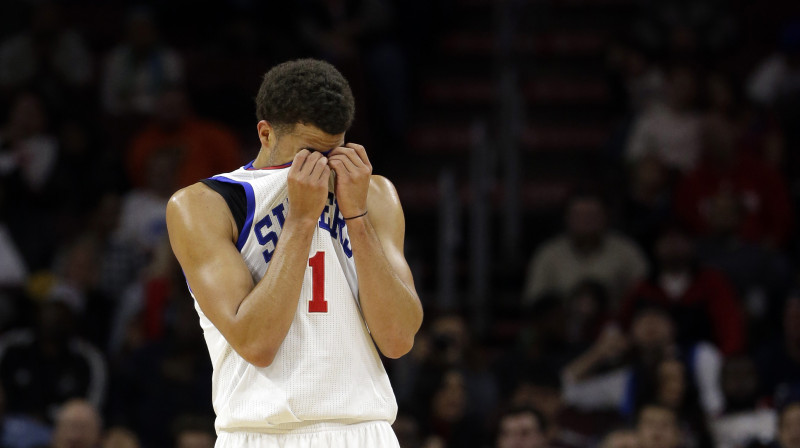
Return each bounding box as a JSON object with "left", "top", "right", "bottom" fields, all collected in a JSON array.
[
  {"left": 301, "top": 151, "right": 324, "bottom": 174},
  {"left": 308, "top": 155, "right": 328, "bottom": 179},
  {"left": 318, "top": 164, "right": 331, "bottom": 182},
  {"left": 328, "top": 156, "right": 355, "bottom": 175},
  {"left": 291, "top": 149, "right": 311, "bottom": 172},
  {"left": 328, "top": 147, "right": 363, "bottom": 168},
  {"left": 345, "top": 143, "right": 371, "bottom": 167},
  {"left": 327, "top": 147, "right": 350, "bottom": 157},
  {"left": 344, "top": 143, "right": 369, "bottom": 163}
]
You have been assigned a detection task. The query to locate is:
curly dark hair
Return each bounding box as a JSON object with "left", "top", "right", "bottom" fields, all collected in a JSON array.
[{"left": 255, "top": 59, "right": 355, "bottom": 135}]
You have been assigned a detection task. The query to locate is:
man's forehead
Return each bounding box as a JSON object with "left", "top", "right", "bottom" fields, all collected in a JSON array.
[{"left": 291, "top": 123, "right": 345, "bottom": 149}]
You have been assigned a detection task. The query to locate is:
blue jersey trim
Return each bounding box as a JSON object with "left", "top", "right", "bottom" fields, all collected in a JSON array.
[
  {"left": 621, "top": 369, "right": 637, "bottom": 418},
  {"left": 181, "top": 269, "right": 194, "bottom": 295},
  {"left": 210, "top": 175, "right": 255, "bottom": 251}
]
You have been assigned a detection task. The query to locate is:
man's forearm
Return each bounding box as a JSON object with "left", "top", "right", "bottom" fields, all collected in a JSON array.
[
  {"left": 347, "top": 216, "right": 422, "bottom": 358},
  {"left": 233, "top": 217, "right": 317, "bottom": 366}
]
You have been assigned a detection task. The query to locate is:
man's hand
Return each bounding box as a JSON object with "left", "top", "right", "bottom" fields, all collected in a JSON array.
[
  {"left": 287, "top": 149, "right": 330, "bottom": 224},
  {"left": 328, "top": 143, "right": 372, "bottom": 217}
]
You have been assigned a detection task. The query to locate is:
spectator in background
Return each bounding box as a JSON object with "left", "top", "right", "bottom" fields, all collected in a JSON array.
[
  {"left": 0, "top": 1, "right": 92, "bottom": 93},
  {"left": 777, "top": 402, "right": 800, "bottom": 448},
  {"left": 636, "top": 404, "right": 680, "bottom": 448},
  {"left": 171, "top": 415, "right": 215, "bottom": 448},
  {"left": 623, "top": 154, "right": 674, "bottom": 253},
  {"left": 51, "top": 399, "right": 101, "bottom": 448},
  {"left": 563, "top": 305, "right": 723, "bottom": 418},
  {"left": 506, "top": 375, "right": 564, "bottom": 447},
  {"left": 711, "top": 356, "right": 776, "bottom": 448},
  {"left": 404, "top": 313, "right": 498, "bottom": 429},
  {"left": 694, "top": 190, "right": 792, "bottom": 338},
  {"left": 126, "top": 85, "right": 241, "bottom": 191},
  {"left": 495, "top": 406, "right": 548, "bottom": 448},
  {"left": 747, "top": 21, "right": 800, "bottom": 108},
  {"left": 675, "top": 112, "right": 793, "bottom": 248},
  {"left": 102, "top": 7, "right": 183, "bottom": 117},
  {"left": 0, "top": 385, "right": 52, "bottom": 448},
  {"left": 46, "top": 236, "right": 116, "bottom": 348},
  {"left": 495, "top": 293, "right": 576, "bottom": 402},
  {"left": 0, "top": 298, "right": 107, "bottom": 423},
  {"left": 420, "top": 369, "right": 483, "bottom": 448},
  {"left": 115, "top": 150, "right": 174, "bottom": 257},
  {"left": 104, "top": 238, "right": 177, "bottom": 364},
  {"left": 635, "top": 358, "right": 712, "bottom": 448},
  {"left": 110, "top": 256, "right": 212, "bottom": 447},
  {"left": 0, "top": 91, "right": 59, "bottom": 271},
  {"left": 523, "top": 192, "right": 648, "bottom": 309},
  {"left": 747, "top": 21, "right": 800, "bottom": 192},
  {"left": 0, "top": 92, "right": 58, "bottom": 195},
  {"left": 756, "top": 296, "right": 800, "bottom": 405},
  {"left": 619, "top": 225, "right": 745, "bottom": 355},
  {"left": 626, "top": 65, "right": 702, "bottom": 173}
]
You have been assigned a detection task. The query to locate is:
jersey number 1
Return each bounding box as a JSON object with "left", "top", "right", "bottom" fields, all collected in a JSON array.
[{"left": 308, "top": 251, "right": 328, "bottom": 313}]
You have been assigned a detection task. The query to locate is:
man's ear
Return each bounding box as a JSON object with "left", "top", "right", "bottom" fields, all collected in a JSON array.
[{"left": 257, "top": 120, "right": 275, "bottom": 147}]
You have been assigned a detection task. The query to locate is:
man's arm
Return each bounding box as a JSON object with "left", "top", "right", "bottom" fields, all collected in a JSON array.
[
  {"left": 166, "top": 150, "right": 331, "bottom": 367},
  {"left": 328, "top": 144, "right": 423, "bottom": 359}
]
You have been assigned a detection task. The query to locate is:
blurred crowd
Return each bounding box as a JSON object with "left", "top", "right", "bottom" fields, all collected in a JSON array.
[{"left": 0, "top": 0, "right": 799, "bottom": 448}]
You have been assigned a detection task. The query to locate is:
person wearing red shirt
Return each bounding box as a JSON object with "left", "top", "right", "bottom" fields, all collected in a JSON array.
[
  {"left": 674, "top": 113, "right": 792, "bottom": 247},
  {"left": 126, "top": 86, "right": 242, "bottom": 190},
  {"left": 619, "top": 225, "right": 746, "bottom": 356}
]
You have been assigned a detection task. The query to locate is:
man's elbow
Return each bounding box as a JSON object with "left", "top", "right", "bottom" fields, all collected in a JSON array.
[
  {"left": 238, "top": 343, "right": 279, "bottom": 368},
  {"left": 381, "top": 308, "right": 424, "bottom": 359},
  {"left": 380, "top": 335, "right": 415, "bottom": 359}
]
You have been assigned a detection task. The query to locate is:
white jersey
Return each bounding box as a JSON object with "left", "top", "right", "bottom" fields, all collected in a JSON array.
[{"left": 191, "top": 161, "right": 398, "bottom": 434}]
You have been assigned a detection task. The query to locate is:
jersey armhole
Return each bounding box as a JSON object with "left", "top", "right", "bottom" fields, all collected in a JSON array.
[{"left": 201, "top": 177, "right": 255, "bottom": 251}]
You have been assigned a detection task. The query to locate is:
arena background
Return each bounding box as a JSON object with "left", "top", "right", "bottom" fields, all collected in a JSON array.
[{"left": 1, "top": 0, "right": 800, "bottom": 447}]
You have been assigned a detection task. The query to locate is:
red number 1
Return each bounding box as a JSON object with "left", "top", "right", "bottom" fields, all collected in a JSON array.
[{"left": 308, "top": 251, "right": 327, "bottom": 313}]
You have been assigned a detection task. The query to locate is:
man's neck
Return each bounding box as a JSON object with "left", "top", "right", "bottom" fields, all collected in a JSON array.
[{"left": 253, "top": 147, "right": 295, "bottom": 169}]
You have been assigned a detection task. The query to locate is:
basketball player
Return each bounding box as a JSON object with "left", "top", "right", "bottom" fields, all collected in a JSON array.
[{"left": 166, "top": 59, "right": 422, "bottom": 447}]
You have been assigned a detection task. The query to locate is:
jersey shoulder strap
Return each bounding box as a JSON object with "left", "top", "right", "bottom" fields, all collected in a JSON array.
[{"left": 200, "top": 178, "right": 247, "bottom": 236}]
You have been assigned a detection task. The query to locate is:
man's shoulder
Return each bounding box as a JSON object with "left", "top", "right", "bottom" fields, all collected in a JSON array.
[
  {"left": 368, "top": 175, "right": 396, "bottom": 194},
  {"left": 367, "top": 175, "right": 401, "bottom": 209},
  {"left": 168, "top": 182, "right": 234, "bottom": 229},
  {"left": 170, "top": 182, "right": 221, "bottom": 210}
]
